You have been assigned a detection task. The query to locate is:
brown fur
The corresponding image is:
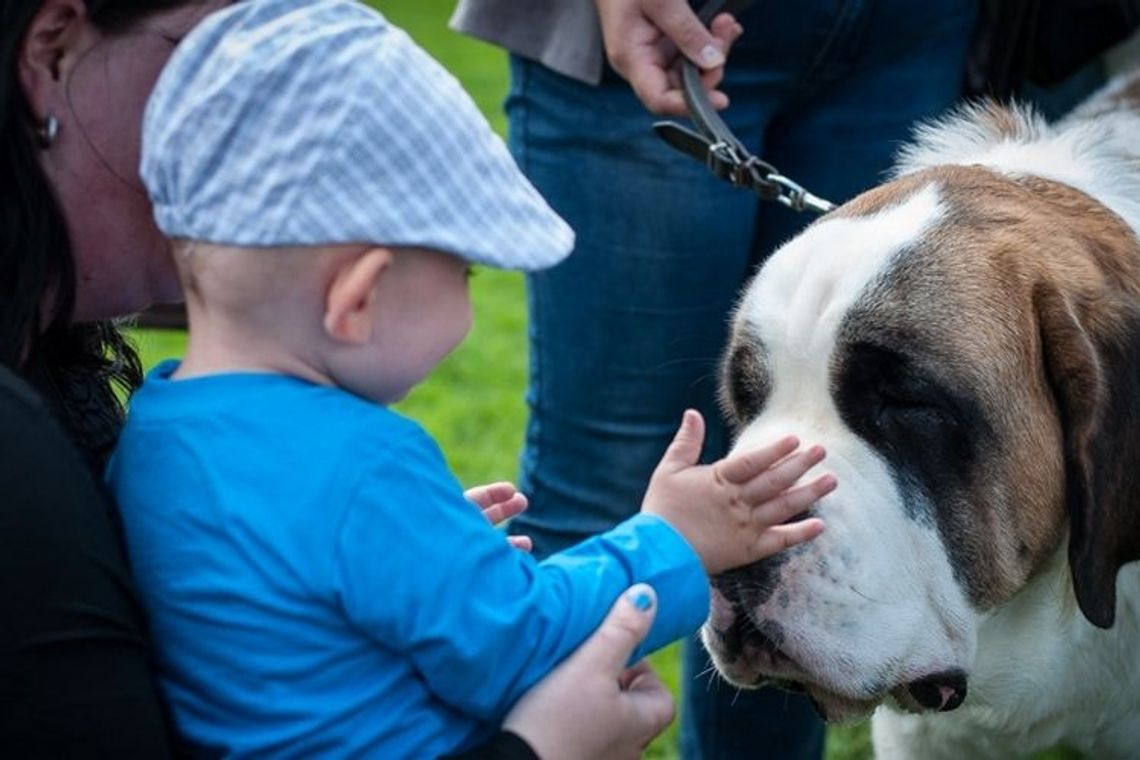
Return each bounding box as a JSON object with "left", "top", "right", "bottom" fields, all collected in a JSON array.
[{"left": 831, "top": 164, "right": 1140, "bottom": 609}]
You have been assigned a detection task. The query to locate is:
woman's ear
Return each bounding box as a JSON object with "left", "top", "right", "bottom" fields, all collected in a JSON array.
[
  {"left": 323, "top": 248, "right": 392, "bottom": 344},
  {"left": 18, "top": 0, "right": 91, "bottom": 116}
]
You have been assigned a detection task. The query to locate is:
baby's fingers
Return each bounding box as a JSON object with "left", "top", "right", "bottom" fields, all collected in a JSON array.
[
  {"left": 466, "top": 481, "right": 518, "bottom": 509},
  {"left": 753, "top": 473, "right": 837, "bottom": 527},
  {"left": 738, "top": 444, "right": 827, "bottom": 501},
  {"left": 753, "top": 517, "right": 826, "bottom": 559},
  {"left": 507, "top": 535, "right": 534, "bottom": 553},
  {"left": 480, "top": 493, "right": 529, "bottom": 526},
  {"left": 716, "top": 435, "right": 799, "bottom": 484}
]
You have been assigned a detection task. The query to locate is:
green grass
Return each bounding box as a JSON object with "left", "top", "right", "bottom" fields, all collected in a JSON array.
[{"left": 124, "top": 3, "right": 1082, "bottom": 758}]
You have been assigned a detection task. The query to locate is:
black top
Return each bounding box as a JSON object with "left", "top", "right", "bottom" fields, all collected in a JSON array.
[
  {"left": 0, "top": 364, "right": 171, "bottom": 758},
  {"left": 446, "top": 730, "right": 540, "bottom": 760},
  {"left": 0, "top": 361, "right": 536, "bottom": 758}
]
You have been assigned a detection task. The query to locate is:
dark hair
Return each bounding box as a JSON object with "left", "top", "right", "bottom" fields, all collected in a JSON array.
[{"left": 0, "top": 0, "right": 193, "bottom": 466}]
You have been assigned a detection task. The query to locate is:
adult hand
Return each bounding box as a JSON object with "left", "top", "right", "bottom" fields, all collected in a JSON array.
[
  {"left": 594, "top": 0, "right": 743, "bottom": 115},
  {"left": 466, "top": 481, "right": 533, "bottom": 552},
  {"left": 503, "top": 584, "right": 674, "bottom": 760}
]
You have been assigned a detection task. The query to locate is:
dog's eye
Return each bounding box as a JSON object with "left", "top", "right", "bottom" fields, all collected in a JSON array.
[
  {"left": 874, "top": 386, "right": 954, "bottom": 430},
  {"left": 723, "top": 342, "right": 769, "bottom": 423}
]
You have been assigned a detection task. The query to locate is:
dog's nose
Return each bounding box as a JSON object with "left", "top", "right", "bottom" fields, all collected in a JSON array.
[{"left": 906, "top": 669, "right": 968, "bottom": 711}]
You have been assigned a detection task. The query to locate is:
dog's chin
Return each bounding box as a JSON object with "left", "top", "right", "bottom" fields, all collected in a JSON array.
[
  {"left": 717, "top": 669, "right": 882, "bottom": 724},
  {"left": 705, "top": 629, "right": 883, "bottom": 724},
  {"left": 801, "top": 684, "right": 881, "bottom": 724}
]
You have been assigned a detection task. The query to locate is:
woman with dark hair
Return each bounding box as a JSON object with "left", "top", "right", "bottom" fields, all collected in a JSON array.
[
  {"left": 2, "top": 0, "right": 231, "bottom": 463},
  {"left": 0, "top": 3, "right": 678, "bottom": 757},
  {"left": 0, "top": 3, "right": 234, "bottom": 754}
]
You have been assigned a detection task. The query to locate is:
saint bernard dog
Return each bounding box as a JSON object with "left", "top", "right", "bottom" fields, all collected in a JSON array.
[{"left": 703, "top": 71, "right": 1140, "bottom": 758}]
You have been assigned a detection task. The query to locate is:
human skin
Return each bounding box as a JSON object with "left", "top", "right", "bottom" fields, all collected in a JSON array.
[
  {"left": 503, "top": 584, "right": 675, "bottom": 760},
  {"left": 18, "top": 0, "right": 231, "bottom": 322},
  {"left": 641, "top": 409, "right": 831, "bottom": 575},
  {"left": 594, "top": 0, "right": 743, "bottom": 115}
]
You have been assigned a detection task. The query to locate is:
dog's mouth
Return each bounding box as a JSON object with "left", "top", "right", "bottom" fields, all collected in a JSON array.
[
  {"left": 707, "top": 610, "right": 968, "bottom": 723},
  {"left": 707, "top": 611, "right": 884, "bottom": 722}
]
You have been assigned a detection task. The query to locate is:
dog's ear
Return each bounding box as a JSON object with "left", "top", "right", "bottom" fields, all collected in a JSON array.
[{"left": 1036, "top": 284, "right": 1140, "bottom": 628}]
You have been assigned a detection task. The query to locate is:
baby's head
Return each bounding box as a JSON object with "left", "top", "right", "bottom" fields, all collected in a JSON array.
[{"left": 141, "top": 0, "right": 573, "bottom": 401}]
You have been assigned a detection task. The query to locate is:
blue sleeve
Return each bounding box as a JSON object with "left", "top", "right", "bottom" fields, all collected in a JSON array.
[{"left": 334, "top": 427, "right": 709, "bottom": 721}]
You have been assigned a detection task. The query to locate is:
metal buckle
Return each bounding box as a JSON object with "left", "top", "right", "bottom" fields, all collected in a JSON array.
[
  {"left": 767, "top": 174, "right": 836, "bottom": 214},
  {"left": 652, "top": 0, "right": 837, "bottom": 215}
]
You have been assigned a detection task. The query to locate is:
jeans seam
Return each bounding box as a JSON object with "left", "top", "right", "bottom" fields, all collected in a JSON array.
[{"left": 512, "top": 58, "right": 545, "bottom": 491}]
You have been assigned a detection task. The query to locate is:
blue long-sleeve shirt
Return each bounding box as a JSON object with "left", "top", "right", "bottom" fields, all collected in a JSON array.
[{"left": 108, "top": 362, "right": 709, "bottom": 758}]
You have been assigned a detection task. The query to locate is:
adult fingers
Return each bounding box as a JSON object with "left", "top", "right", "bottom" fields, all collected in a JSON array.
[
  {"left": 696, "top": 13, "right": 742, "bottom": 92},
  {"left": 627, "top": 57, "right": 686, "bottom": 115},
  {"left": 571, "top": 584, "right": 659, "bottom": 675},
  {"left": 620, "top": 662, "right": 676, "bottom": 741},
  {"left": 644, "top": 0, "right": 726, "bottom": 70},
  {"left": 709, "top": 11, "right": 744, "bottom": 52}
]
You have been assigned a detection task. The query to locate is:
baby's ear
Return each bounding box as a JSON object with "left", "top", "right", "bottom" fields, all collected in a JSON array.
[{"left": 323, "top": 248, "right": 391, "bottom": 344}]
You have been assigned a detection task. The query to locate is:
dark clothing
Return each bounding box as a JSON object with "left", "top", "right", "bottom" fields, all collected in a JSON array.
[
  {"left": 0, "top": 364, "right": 171, "bottom": 758},
  {"left": 969, "top": 0, "right": 1140, "bottom": 97},
  {"left": 21, "top": 334, "right": 129, "bottom": 473},
  {"left": 446, "top": 731, "right": 539, "bottom": 760}
]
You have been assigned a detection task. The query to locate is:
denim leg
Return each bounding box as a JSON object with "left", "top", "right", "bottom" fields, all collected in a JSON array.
[
  {"left": 504, "top": 58, "right": 771, "bottom": 557},
  {"left": 682, "top": 639, "right": 825, "bottom": 760},
  {"left": 678, "top": 4, "right": 979, "bottom": 759},
  {"left": 745, "top": 0, "right": 981, "bottom": 262},
  {"left": 505, "top": 0, "right": 979, "bottom": 757}
]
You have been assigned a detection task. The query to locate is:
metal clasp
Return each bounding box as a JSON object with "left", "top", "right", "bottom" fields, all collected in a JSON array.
[{"left": 768, "top": 174, "right": 836, "bottom": 214}]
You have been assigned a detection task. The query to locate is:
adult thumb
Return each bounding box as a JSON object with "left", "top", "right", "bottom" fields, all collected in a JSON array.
[
  {"left": 646, "top": 0, "right": 726, "bottom": 69},
  {"left": 575, "top": 584, "right": 658, "bottom": 675},
  {"left": 657, "top": 409, "right": 705, "bottom": 474}
]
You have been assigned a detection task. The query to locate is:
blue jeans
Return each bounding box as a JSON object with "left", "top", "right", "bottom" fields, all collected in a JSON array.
[{"left": 505, "top": 1, "right": 978, "bottom": 757}]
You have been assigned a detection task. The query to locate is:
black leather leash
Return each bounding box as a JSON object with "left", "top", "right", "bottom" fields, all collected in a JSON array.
[{"left": 653, "top": 0, "right": 836, "bottom": 214}]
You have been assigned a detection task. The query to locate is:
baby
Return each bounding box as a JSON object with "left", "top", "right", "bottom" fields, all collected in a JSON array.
[{"left": 108, "top": 1, "right": 834, "bottom": 757}]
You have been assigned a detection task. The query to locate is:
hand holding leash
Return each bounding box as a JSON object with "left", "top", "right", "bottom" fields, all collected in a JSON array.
[
  {"left": 594, "top": 0, "right": 744, "bottom": 115},
  {"left": 653, "top": 0, "right": 837, "bottom": 213}
]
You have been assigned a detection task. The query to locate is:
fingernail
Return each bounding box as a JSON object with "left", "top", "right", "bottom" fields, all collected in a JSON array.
[
  {"left": 699, "top": 44, "right": 725, "bottom": 68},
  {"left": 628, "top": 587, "right": 655, "bottom": 611}
]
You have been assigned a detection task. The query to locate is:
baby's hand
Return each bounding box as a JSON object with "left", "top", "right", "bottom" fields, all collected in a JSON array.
[
  {"left": 465, "top": 482, "right": 533, "bottom": 552},
  {"left": 641, "top": 410, "right": 833, "bottom": 575}
]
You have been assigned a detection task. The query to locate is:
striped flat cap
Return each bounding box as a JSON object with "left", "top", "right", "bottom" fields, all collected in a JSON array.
[{"left": 141, "top": 0, "right": 574, "bottom": 271}]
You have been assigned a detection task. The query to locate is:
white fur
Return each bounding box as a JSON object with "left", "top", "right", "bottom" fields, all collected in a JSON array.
[
  {"left": 867, "top": 72, "right": 1140, "bottom": 759},
  {"left": 894, "top": 70, "right": 1140, "bottom": 237},
  {"left": 720, "top": 71, "right": 1140, "bottom": 757},
  {"left": 874, "top": 560, "right": 1140, "bottom": 759},
  {"left": 724, "top": 189, "right": 978, "bottom": 710}
]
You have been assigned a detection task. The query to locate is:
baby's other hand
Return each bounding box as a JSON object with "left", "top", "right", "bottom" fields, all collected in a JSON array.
[
  {"left": 465, "top": 481, "right": 532, "bottom": 552},
  {"left": 641, "top": 410, "right": 833, "bottom": 575}
]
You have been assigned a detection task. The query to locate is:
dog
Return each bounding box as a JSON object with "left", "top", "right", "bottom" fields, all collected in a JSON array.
[{"left": 702, "top": 71, "right": 1140, "bottom": 759}]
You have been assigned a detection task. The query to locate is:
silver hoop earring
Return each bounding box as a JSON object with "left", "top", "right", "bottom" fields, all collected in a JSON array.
[{"left": 37, "top": 114, "right": 59, "bottom": 148}]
